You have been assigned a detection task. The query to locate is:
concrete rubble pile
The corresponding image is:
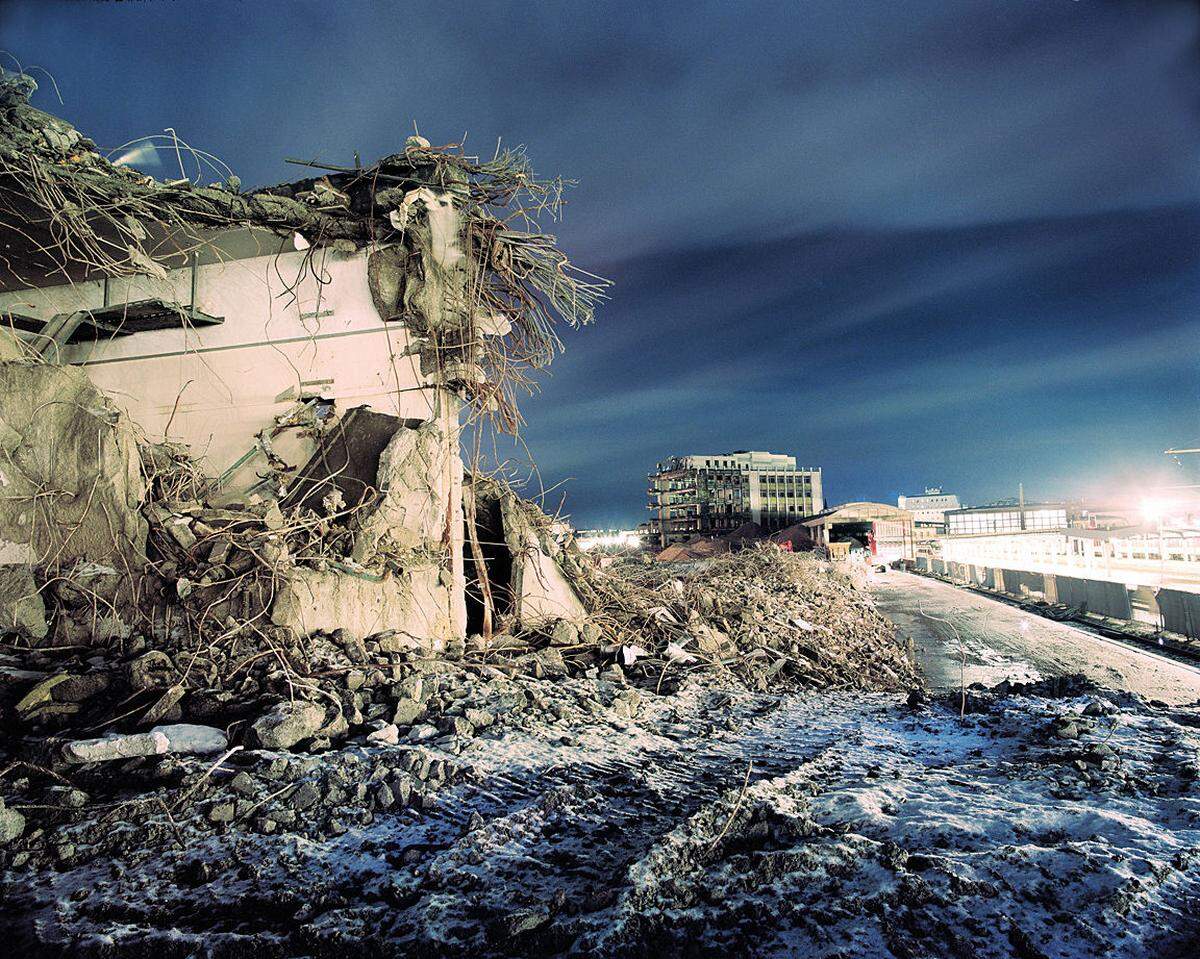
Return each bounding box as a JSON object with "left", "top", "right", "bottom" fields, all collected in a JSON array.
[
  {"left": 556, "top": 544, "right": 920, "bottom": 693},
  {"left": 0, "top": 420, "right": 919, "bottom": 870},
  {"left": 459, "top": 487, "right": 917, "bottom": 694}
]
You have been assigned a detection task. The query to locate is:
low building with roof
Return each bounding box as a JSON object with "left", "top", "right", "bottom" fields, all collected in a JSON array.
[{"left": 802, "top": 502, "right": 915, "bottom": 564}]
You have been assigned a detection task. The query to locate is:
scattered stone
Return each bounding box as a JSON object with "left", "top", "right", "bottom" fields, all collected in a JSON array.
[
  {"left": 230, "top": 772, "right": 258, "bottom": 797},
  {"left": 141, "top": 683, "right": 186, "bottom": 725},
  {"left": 250, "top": 701, "right": 327, "bottom": 750},
  {"left": 63, "top": 724, "right": 227, "bottom": 763},
  {"left": 392, "top": 698, "right": 425, "bottom": 726},
  {"left": 550, "top": 619, "right": 579, "bottom": 646},
  {"left": 128, "top": 651, "right": 175, "bottom": 691},
  {"left": 0, "top": 799, "right": 25, "bottom": 844},
  {"left": 1053, "top": 720, "right": 1080, "bottom": 741},
  {"left": 208, "top": 802, "right": 236, "bottom": 823},
  {"left": 47, "top": 786, "right": 88, "bottom": 809},
  {"left": 367, "top": 723, "right": 400, "bottom": 746},
  {"left": 15, "top": 673, "right": 73, "bottom": 714},
  {"left": 441, "top": 716, "right": 475, "bottom": 738},
  {"left": 464, "top": 708, "right": 495, "bottom": 729},
  {"left": 0, "top": 564, "right": 48, "bottom": 639},
  {"left": 289, "top": 781, "right": 321, "bottom": 811}
]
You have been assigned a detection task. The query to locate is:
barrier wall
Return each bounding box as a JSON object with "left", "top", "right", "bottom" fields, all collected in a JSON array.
[
  {"left": 1158, "top": 589, "right": 1200, "bottom": 639},
  {"left": 999, "top": 568, "right": 1045, "bottom": 598},
  {"left": 971, "top": 565, "right": 995, "bottom": 589},
  {"left": 1053, "top": 575, "right": 1133, "bottom": 620},
  {"left": 914, "top": 559, "right": 1153, "bottom": 633}
]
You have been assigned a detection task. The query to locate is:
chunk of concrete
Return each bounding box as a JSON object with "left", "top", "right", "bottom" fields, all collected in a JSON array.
[
  {"left": 63, "top": 723, "right": 227, "bottom": 763},
  {"left": 0, "top": 564, "right": 46, "bottom": 639},
  {"left": 350, "top": 420, "right": 452, "bottom": 561},
  {"left": 16, "top": 671, "right": 110, "bottom": 715},
  {"left": 249, "top": 700, "right": 327, "bottom": 750},
  {"left": 0, "top": 363, "right": 147, "bottom": 585},
  {"left": 272, "top": 565, "right": 456, "bottom": 651},
  {"left": 478, "top": 483, "right": 586, "bottom": 628},
  {"left": 128, "top": 650, "right": 175, "bottom": 691},
  {"left": 0, "top": 798, "right": 25, "bottom": 844}
]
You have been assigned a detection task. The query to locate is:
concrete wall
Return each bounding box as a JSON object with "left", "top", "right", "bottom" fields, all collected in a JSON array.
[
  {"left": 0, "top": 246, "right": 438, "bottom": 477},
  {"left": 939, "top": 529, "right": 1200, "bottom": 594},
  {"left": 0, "top": 242, "right": 470, "bottom": 644}
]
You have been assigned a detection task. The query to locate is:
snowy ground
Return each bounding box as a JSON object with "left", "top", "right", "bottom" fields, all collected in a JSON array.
[
  {"left": 5, "top": 676, "right": 1200, "bottom": 958},
  {"left": 5, "top": 572, "right": 1200, "bottom": 957},
  {"left": 871, "top": 570, "right": 1200, "bottom": 706}
]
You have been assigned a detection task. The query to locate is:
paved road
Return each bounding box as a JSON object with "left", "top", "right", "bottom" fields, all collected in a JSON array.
[{"left": 870, "top": 570, "right": 1200, "bottom": 705}]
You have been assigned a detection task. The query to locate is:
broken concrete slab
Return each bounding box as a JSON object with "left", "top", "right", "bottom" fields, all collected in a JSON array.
[
  {"left": 349, "top": 419, "right": 453, "bottom": 563},
  {"left": 271, "top": 565, "right": 456, "bottom": 651},
  {"left": 467, "top": 479, "right": 587, "bottom": 631},
  {"left": 0, "top": 363, "right": 147, "bottom": 587},
  {"left": 63, "top": 723, "right": 227, "bottom": 763},
  {"left": 0, "top": 798, "right": 25, "bottom": 844},
  {"left": 16, "top": 671, "right": 111, "bottom": 717},
  {"left": 0, "top": 564, "right": 46, "bottom": 639},
  {"left": 249, "top": 701, "right": 327, "bottom": 750},
  {"left": 287, "top": 407, "right": 412, "bottom": 518}
]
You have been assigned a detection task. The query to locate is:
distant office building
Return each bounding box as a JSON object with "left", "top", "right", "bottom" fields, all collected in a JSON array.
[
  {"left": 647, "top": 450, "right": 823, "bottom": 546},
  {"left": 944, "top": 503, "right": 1067, "bottom": 536},
  {"left": 897, "top": 487, "right": 961, "bottom": 526}
]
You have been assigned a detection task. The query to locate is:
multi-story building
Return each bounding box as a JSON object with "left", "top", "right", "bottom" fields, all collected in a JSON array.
[
  {"left": 897, "top": 488, "right": 961, "bottom": 526},
  {"left": 647, "top": 451, "right": 823, "bottom": 546}
]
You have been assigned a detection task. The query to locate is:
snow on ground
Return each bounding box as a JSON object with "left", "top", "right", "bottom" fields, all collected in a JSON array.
[
  {"left": 6, "top": 676, "right": 1199, "bottom": 958},
  {"left": 872, "top": 570, "right": 1200, "bottom": 706}
]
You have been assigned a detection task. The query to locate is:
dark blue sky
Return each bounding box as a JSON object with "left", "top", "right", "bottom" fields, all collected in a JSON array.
[{"left": 4, "top": 0, "right": 1199, "bottom": 526}]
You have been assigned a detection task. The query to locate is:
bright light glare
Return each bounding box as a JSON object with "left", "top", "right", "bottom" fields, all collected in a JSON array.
[
  {"left": 1141, "top": 497, "right": 1171, "bottom": 523},
  {"left": 577, "top": 530, "right": 642, "bottom": 551}
]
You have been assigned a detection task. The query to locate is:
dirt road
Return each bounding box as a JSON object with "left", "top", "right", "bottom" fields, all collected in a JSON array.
[{"left": 871, "top": 570, "right": 1200, "bottom": 705}]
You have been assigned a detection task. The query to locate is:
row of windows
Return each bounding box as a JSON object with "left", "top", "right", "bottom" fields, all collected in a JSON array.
[{"left": 946, "top": 509, "right": 1066, "bottom": 535}]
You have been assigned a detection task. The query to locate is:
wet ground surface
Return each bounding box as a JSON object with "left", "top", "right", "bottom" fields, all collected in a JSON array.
[
  {"left": 871, "top": 570, "right": 1200, "bottom": 706},
  {"left": 6, "top": 572, "right": 1200, "bottom": 957},
  {"left": 6, "top": 674, "right": 1200, "bottom": 959}
]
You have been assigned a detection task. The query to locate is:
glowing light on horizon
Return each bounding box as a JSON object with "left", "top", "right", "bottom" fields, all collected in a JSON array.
[{"left": 577, "top": 530, "right": 642, "bottom": 551}]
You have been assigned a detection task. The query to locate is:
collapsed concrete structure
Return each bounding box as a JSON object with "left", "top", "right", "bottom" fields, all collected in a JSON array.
[{"left": 0, "top": 72, "right": 606, "bottom": 663}]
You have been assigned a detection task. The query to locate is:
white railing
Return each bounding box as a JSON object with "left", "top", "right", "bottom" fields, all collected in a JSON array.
[{"left": 938, "top": 531, "right": 1200, "bottom": 591}]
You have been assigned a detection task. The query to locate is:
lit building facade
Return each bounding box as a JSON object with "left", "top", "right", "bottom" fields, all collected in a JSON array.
[
  {"left": 897, "top": 488, "right": 961, "bottom": 526},
  {"left": 647, "top": 451, "right": 823, "bottom": 546},
  {"left": 944, "top": 504, "right": 1067, "bottom": 536}
]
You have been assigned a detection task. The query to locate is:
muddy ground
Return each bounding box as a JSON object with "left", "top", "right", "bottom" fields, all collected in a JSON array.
[
  {"left": 3, "top": 566, "right": 1200, "bottom": 958},
  {"left": 3, "top": 668, "right": 1199, "bottom": 958}
]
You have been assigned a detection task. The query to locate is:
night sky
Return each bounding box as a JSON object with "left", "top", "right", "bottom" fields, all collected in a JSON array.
[{"left": 3, "top": 0, "right": 1198, "bottom": 527}]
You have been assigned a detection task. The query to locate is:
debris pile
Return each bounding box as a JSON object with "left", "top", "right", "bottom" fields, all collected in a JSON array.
[{"left": 485, "top": 543, "right": 920, "bottom": 695}]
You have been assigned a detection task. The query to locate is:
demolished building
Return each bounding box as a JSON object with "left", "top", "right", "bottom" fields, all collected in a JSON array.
[{"left": 0, "top": 71, "right": 606, "bottom": 661}]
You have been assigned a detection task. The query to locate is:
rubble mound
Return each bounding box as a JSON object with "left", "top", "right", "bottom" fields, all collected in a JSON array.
[{"left": 523, "top": 545, "right": 920, "bottom": 694}]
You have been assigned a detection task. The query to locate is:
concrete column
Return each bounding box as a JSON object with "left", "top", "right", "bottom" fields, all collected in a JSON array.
[{"left": 439, "top": 390, "right": 467, "bottom": 638}]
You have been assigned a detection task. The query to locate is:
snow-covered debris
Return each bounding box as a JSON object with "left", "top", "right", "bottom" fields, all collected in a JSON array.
[{"left": 2, "top": 673, "right": 1197, "bottom": 957}]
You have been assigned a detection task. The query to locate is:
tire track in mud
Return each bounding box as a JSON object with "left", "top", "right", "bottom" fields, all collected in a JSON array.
[
  {"left": 13, "top": 686, "right": 1200, "bottom": 959},
  {"left": 320, "top": 695, "right": 863, "bottom": 954},
  {"left": 7, "top": 691, "right": 866, "bottom": 957}
]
